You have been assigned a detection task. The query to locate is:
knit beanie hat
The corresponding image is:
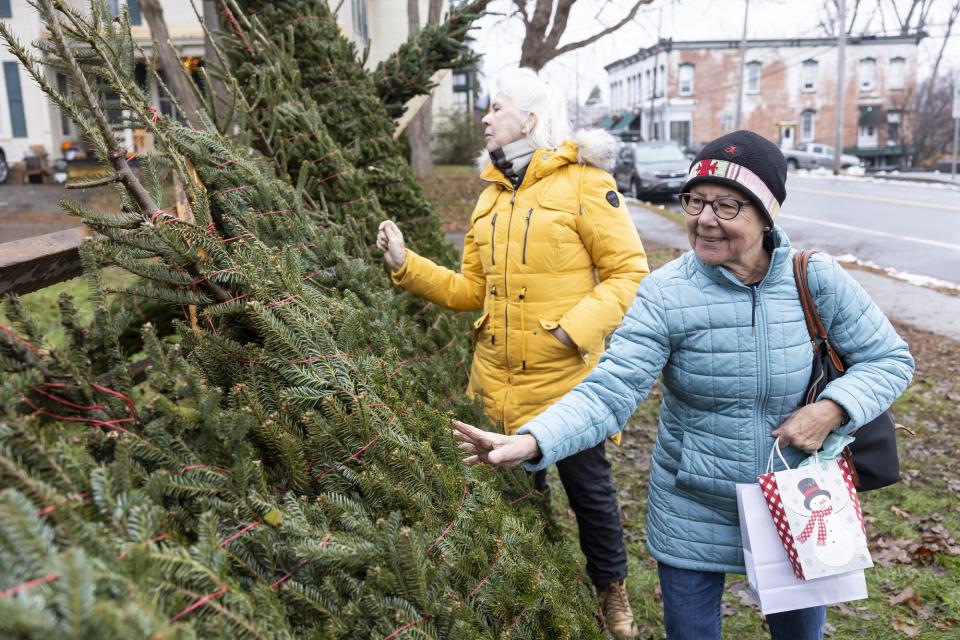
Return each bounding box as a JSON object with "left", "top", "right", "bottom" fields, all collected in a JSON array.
[{"left": 681, "top": 130, "right": 787, "bottom": 227}]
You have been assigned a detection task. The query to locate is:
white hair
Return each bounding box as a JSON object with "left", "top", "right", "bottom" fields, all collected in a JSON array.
[{"left": 495, "top": 68, "right": 571, "bottom": 150}]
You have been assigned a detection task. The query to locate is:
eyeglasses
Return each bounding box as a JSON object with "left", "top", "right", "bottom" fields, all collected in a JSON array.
[{"left": 678, "top": 193, "right": 752, "bottom": 220}]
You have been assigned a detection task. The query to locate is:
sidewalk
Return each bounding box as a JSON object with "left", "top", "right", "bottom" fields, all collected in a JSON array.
[{"left": 869, "top": 170, "right": 960, "bottom": 186}]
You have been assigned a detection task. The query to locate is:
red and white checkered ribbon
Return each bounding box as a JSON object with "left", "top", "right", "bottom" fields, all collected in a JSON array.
[
  {"left": 797, "top": 507, "right": 832, "bottom": 546},
  {"left": 758, "top": 471, "right": 806, "bottom": 579}
]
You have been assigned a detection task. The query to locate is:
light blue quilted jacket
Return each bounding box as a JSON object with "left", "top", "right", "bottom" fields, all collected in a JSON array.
[{"left": 518, "top": 227, "right": 914, "bottom": 573}]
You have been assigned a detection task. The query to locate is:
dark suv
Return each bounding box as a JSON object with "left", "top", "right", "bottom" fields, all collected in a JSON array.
[{"left": 613, "top": 141, "right": 689, "bottom": 198}]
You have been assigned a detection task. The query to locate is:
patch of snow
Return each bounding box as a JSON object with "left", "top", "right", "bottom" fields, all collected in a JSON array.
[{"left": 835, "top": 253, "right": 960, "bottom": 292}]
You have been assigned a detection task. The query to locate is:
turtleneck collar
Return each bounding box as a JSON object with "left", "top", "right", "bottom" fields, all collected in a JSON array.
[{"left": 488, "top": 138, "right": 536, "bottom": 188}]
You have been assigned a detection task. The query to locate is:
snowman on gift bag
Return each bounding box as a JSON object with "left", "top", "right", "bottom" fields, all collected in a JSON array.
[{"left": 796, "top": 477, "right": 856, "bottom": 567}]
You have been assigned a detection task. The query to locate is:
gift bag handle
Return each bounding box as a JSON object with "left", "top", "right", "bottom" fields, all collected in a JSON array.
[{"left": 766, "top": 438, "right": 820, "bottom": 473}]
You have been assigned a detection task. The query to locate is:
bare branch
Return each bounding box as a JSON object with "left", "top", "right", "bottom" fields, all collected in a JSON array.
[{"left": 551, "top": 1, "right": 649, "bottom": 60}]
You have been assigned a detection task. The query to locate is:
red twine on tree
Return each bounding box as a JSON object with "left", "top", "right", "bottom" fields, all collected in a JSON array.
[
  {"left": 311, "top": 435, "right": 381, "bottom": 483},
  {"left": 173, "top": 464, "right": 229, "bottom": 475},
  {"left": 117, "top": 534, "right": 169, "bottom": 560},
  {"left": 269, "top": 532, "right": 331, "bottom": 589},
  {"left": 217, "top": 184, "right": 252, "bottom": 195},
  {"left": 509, "top": 491, "right": 535, "bottom": 506},
  {"left": 427, "top": 482, "right": 468, "bottom": 554},
  {"left": 20, "top": 396, "right": 136, "bottom": 434},
  {"left": 219, "top": 520, "right": 262, "bottom": 548},
  {"left": 0, "top": 322, "right": 42, "bottom": 354},
  {"left": 0, "top": 573, "right": 60, "bottom": 600},
  {"left": 169, "top": 585, "right": 229, "bottom": 621},
  {"left": 382, "top": 615, "right": 429, "bottom": 640},
  {"left": 214, "top": 159, "right": 235, "bottom": 169}
]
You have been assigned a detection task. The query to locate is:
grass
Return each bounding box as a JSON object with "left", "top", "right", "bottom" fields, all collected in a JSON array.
[
  {"left": 417, "top": 164, "right": 486, "bottom": 233},
  {"left": 1, "top": 268, "right": 136, "bottom": 350}
]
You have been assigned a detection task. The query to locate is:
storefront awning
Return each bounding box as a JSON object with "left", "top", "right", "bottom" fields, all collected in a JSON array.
[{"left": 611, "top": 114, "right": 638, "bottom": 131}]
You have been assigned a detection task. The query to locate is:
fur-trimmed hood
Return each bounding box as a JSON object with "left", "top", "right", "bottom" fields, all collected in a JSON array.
[{"left": 476, "top": 128, "right": 619, "bottom": 174}]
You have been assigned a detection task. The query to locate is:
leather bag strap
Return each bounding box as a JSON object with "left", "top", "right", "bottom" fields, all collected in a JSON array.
[{"left": 792, "top": 249, "right": 845, "bottom": 372}]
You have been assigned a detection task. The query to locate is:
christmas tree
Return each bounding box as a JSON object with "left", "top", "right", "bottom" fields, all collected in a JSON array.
[{"left": 0, "top": 1, "right": 603, "bottom": 637}]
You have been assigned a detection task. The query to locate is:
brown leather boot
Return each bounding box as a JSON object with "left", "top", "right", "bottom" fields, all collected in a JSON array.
[{"left": 598, "top": 580, "right": 638, "bottom": 639}]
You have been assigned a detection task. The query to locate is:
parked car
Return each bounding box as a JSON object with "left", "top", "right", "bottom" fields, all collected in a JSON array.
[
  {"left": 613, "top": 141, "right": 689, "bottom": 198},
  {"left": 782, "top": 143, "right": 862, "bottom": 170},
  {"left": 0, "top": 145, "right": 8, "bottom": 184}
]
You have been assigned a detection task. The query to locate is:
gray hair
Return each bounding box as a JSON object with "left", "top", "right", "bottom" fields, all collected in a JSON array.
[{"left": 495, "top": 68, "right": 571, "bottom": 150}]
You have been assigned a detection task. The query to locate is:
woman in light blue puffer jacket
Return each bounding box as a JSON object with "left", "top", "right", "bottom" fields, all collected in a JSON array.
[{"left": 453, "top": 131, "right": 915, "bottom": 640}]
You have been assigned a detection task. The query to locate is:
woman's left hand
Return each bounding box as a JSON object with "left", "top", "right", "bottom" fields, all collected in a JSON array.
[
  {"left": 772, "top": 399, "right": 846, "bottom": 453},
  {"left": 549, "top": 326, "right": 575, "bottom": 348},
  {"left": 451, "top": 419, "right": 541, "bottom": 469}
]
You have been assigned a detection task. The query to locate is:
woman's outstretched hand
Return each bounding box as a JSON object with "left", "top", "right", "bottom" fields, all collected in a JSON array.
[
  {"left": 376, "top": 220, "right": 407, "bottom": 271},
  {"left": 451, "top": 419, "right": 541, "bottom": 469}
]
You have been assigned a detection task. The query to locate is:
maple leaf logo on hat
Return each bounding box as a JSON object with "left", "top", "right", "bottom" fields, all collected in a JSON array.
[
  {"left": 725, "top": 145, "right": 737, "bottom": 154},
  {"left": 696, "top": 159, "right": 719, "bottom": 176}
]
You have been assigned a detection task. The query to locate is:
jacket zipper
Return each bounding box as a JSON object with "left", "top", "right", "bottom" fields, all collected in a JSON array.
[
  {"left": 503, "top": 189, "right": 518, "bottom": 370},
  {"left": 750, "top": 285, "right": 758, "bottom": 337},
  {"left": 754, "top": 287, "right": 771, "bottom": 475},
  {"left": 489, "top": 285, "right": 497, "bottom": 345},
  {"left": 521, "top": 208, "right": 534, "bottom": 264},
  {"left": 490, "top": 213, "right": 498, "bottom": 265}
]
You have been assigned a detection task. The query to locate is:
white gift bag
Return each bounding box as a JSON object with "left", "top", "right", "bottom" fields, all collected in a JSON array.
[{"left": 737, "top": 482, "right": 868, "bottom": 615}]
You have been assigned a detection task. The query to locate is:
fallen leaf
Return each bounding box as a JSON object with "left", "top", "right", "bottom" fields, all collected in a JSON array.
[
  {"left": 888, "top": 586, "right": 921, "bottom": 608},
  {"left": 891, "top": 618, "right": 920, "bottom": 636},
  {"left": 822, "top": 622, "right": 836, "bottom": 636},
  {"left": 891, "top": 505, "right": 911, "bottom": 519}
]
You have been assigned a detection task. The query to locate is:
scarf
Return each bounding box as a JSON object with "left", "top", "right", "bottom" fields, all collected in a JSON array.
[
  {"left": 797, "top": 506, "right": 833, "bottom": 546},
  {"left": 488, "top": 138, "right": 535, "bottom": 188}
]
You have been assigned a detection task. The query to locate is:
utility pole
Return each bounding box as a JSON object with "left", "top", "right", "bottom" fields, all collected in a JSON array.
[
  {"left": 735, "top": 0, "right": 750, "bottom": 129},
  {"left": 650, "top": 5, "right": 662, "bottom": 140},
  {"left": 952, "top": 75, "right": 960, "bottom": 181},
  {"left": 575, "top": 50, "right": 581, "bottom": 128},
  {"left": 832, "top": 0, "right": 847, "bottom": 175}
]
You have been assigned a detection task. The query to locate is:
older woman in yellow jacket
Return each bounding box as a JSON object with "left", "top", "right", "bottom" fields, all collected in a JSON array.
[{"left": 377, "top": 68, "right": 648, "bottom": 639}]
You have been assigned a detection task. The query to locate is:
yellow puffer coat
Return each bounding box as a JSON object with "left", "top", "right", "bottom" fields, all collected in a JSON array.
[{"left": 393, "top": 135, "right": 649, "bottom": 434}]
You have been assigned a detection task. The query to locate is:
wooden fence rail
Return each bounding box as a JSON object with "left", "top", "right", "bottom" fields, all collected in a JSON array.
[{"left": 0, "top": 227, "right": 91, "bottom": 297}]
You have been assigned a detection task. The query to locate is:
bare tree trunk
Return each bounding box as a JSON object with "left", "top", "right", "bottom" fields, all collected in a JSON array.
[
  {"left": 516, "top": 0, "right": 650, "bottom": 71},
  {"left": 141, "top": 0, "right": 203, "bottom": 128},
  {"left": 920, "top": 0, "right": 960, "bottom": 110},
  {"left": 202, "top": 0, "right": 229, "bottom": 125},
  {"left": 405, "top": 0, "right": 444, "bottom": 178}
]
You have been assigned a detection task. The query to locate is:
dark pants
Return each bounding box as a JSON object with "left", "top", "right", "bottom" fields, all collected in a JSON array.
[
  {"left": 533, "top": 441, "right": 628, "bottom": 588},
  {"left": 658, "top": 562, "right": 826, "bottom": 640}
]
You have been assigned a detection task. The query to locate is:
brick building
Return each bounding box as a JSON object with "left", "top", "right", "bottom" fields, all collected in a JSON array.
[{"left": 604, "top": 34, "right": 924, "bottom": 169}]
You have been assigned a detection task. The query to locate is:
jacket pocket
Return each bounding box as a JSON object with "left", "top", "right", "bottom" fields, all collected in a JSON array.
[
  {"left": 472, "top": 311, "right": 490, "bottom": 346},
  {"left": 525, "top": 318, "right": 579, "bottom": 369}
]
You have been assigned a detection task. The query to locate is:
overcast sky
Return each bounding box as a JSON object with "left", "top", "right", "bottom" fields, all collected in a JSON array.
[{"left": 470, "top": 0, "right": 960, "bottom": 104}]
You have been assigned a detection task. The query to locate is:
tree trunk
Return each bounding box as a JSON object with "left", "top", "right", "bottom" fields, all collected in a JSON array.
[
  {"left": 405, "top": 0, "right": 444, "bottom": 178},
  {"left": 202, "top": 0, "right": 230, "bottom": 128},
  {"left": 141, "top": 0, "right": 203, "bottom": 128}
]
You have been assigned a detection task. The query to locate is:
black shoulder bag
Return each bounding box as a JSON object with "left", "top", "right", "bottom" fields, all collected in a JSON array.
[{"left": 793, "top": 250, "right": 900, "bottom": 491}]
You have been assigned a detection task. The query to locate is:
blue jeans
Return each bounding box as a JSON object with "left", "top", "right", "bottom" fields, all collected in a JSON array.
[{"left": 657, "top": 562, "right": 825, "bottom": 640}]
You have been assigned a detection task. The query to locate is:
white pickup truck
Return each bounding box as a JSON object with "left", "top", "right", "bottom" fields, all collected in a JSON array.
[{"left": 782, "top": 143, "right": 862, "bottom": 170}]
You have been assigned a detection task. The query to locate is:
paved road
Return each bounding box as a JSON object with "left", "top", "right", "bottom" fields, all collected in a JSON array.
[{"left": 646, "top": 174, "right": 960, "bottom": 288}]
